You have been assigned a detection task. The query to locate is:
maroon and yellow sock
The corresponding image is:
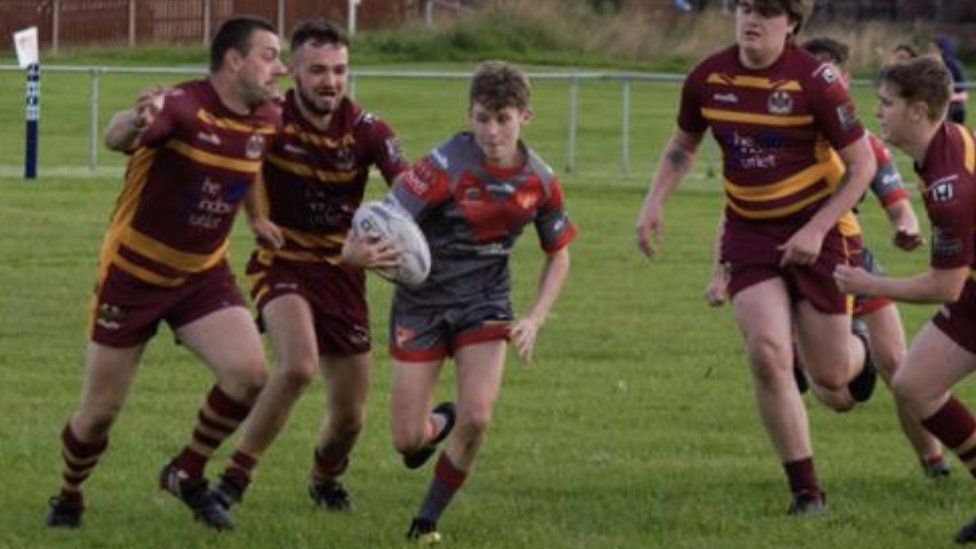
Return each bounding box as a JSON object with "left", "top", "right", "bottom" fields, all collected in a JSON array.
[
  {"left": 922, "top": 397, "right": 976, "bottom": 478},
  {"left": 171, "top": 385, "right": 251, "bottom": 479},
  {"left": 310, "top": 447, "right": 349, "bottom": 485},
  {"left": 59, "top": 423, "right": 108, "bottom": 507},
  {"left": 222, "top": 450, "right": 258, "bottom": 491},
  {"left": 783, "top": 456, "right": 820, "bottom": 496}
]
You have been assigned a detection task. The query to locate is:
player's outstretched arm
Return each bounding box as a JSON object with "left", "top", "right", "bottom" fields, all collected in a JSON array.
[
  {"left": 511, "top": 247, "right": 570, "bottom": 363},
  {"left": 779, "top": 135, "right": 876, "bottom": 266},
  {"left": 885, "top": 198, "right": 924, "bottom": 251},
  {"left": 104, "top": 86, "right": 165, "bottom": 152},
  {"left": 636, "top": 127, "right": 704, "bottom": 260},
  {"left": 834, "top": 264, "right": 968, "bottom": 304}
]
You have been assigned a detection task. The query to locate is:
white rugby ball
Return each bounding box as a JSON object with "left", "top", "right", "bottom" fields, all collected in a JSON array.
[{"left": 351, "top": 200, "right": 431, "bottom": 287}]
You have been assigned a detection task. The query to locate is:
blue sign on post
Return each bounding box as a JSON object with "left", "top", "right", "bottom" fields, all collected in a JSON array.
[{"left": 25, "top": 62, "right": 40, "bottom": 179}]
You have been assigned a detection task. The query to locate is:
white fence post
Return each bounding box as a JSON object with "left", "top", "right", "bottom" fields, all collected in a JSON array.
[
  {"left": 129, "top": 0, "right": 137, "bottom": 47},
  {"left": 88, "top": 68, "right": 100, "bottom": 172},
  {"left": 203, "top": 0, "right": 212, "bottom": 46},
  {"left": 566, "top": 75, "right": 578, "bottom": 174},
  {"left": 621, "top": 77, "right": 630, "bottom": 175},
  {"left": 52, "top": 0, "right": 60, "bottom": 54}
]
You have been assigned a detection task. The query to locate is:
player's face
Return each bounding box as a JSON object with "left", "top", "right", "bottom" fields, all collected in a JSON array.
[
  {"left": 876, "top": 81, "right": 912, "bottom": 146},
  {"left": 293, "top": 43, "right": 349, "bottom": 117},
  {"left": 238, "top": 30, "right": 287, "bottom": 107},
  {"left": 735, "top": 1, "right": 793, "bottom": 59},
  {"left": 468, "top": 103, "right": 531, "bottom": 167}
]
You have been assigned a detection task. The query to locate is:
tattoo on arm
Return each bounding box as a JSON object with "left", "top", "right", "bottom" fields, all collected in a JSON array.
[{"left": 666, "top": 147, "right": 689, "bottom": 171}]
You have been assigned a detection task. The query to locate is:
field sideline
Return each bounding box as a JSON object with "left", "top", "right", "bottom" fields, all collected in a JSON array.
[{"left": 2, "top": 66, "right": 976, "bottom": 548}]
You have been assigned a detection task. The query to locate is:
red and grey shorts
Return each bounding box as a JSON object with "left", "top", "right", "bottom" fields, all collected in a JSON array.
[
  {"left": 853, "top": 247, "right": 894, "bottom": 317},
  {"left": 389, "top": 298, "right": 512, "bottom": 362},
  {"left": 87, "top": 261, "right": 246, "bottom": 348},
  {"left": 247, "top": 253, "right": 370, "bottom": 356}
]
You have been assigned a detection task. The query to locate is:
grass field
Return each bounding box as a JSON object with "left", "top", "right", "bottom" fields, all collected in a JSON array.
[{"left": 3, "top": 64, "right": 976, "bottom": 549}]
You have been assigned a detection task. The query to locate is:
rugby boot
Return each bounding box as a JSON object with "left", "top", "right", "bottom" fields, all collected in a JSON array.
[
  {"left": 210, "top": 472, "right": 247, "bottom": 511},
  {"left": 403, "top": 401, "right": 456, "bottom": 470},
  {"left": 45, "top": 494, "right": 83, "bottom": 528},
  {"left": 407, "top": 517, "right": 442, "bottom": 544},
  {"left": 847, "top": 318, "right": 877, "bottom": 403},
  {"left": 957, "top": 514, "right": 976, "bottom": 544},
  {"left": 787, "top": 490, "right": 827, "bottom": 517},
  {"left": 309, "top": 479, "right": 351, "bottom": 511},
  {"left": 159, "top": 462, "right": 233, "bottom": 531},
  {"left": 923, "top": 455, "right": 951, "bottom": 479}
]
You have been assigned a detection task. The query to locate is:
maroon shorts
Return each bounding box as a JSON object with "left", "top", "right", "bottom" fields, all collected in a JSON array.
[
  {"left": 247, "top": 253, "right": 370, "bottom": 355},
  {"left": 722, "top": 217, "right": 861, "bottom": 314},
  {"left": 88, "top": 261, "right": 246, "bottom": 348},
  {"left": 932, "top": 279, "right": 976, "bottom": 355},
  {"left": 389, "top": 299, "right": 512, "bottom": 362}
]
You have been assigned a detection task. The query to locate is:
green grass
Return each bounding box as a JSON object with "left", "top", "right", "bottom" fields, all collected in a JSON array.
[{"left": 3, "top": 68, "right": 976, "bottom": 548}]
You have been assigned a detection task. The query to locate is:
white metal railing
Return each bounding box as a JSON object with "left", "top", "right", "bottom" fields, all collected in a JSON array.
[
  {"left": 5, "top": 64, "right": 970, "bottom": 176},
  {"left": 0, "top": 64, "right": 690, "bottom": 175}
]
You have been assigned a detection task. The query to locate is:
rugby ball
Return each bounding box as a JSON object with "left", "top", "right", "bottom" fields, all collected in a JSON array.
[{"left": 351, "top": 200, "right": 431, "bottom": 287}]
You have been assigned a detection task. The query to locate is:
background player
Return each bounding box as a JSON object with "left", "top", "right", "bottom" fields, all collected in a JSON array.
[
  {"left": 835, "top": 56, "right": 976, "bottom": 543},
  {"left": 636, "top": 0, "right": 877, "bottom": 515},
  {"left": 208, "top": 18, "right": 412, "bottom": 515},
  {"left": 44, "top": 16, "right": 286, "bottom": 531}
]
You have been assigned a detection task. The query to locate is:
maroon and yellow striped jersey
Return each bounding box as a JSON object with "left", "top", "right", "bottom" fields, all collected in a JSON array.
[
  {"left": 915, "top": 122, "right": 976, "bottom": 271},
  {"left": 98, "top": 79, "right": 280, "bottom": 287},
  {"left": 678, "top": 44, "right": 865, "bottom": 223},
  {"left": 256, "top": 92, "right": 409, "bottom": 265}
]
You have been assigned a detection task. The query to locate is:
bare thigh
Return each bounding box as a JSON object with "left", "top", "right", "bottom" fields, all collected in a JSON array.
[
  {"left": 175, "top": 306, "right": 267, "bottom": 402},
  {"left": 71, "top": 341, "right": 146, "bottom": 439},
  {"left": 894, "top": 322, "right": 976, "bottom": 418}
]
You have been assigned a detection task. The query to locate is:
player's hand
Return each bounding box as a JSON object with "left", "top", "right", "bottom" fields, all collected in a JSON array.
[
  {"left": 510, "top": 317, "right": 540, "bottom": 363},
  {"left": 778, "top": 226, "right": 825, "bottom": 267},
  {"left": 893, "top": 228, "right": 924, "bottom": 251},
  {"left": 248, "top": 217, "right": 284, "bottom": 249},
  {"left": 342, "top": 230, "right": 401, "bottom": 270},
  {"left": 833, "top": 265, "right": 874, "bottom": 295},
  {"left": 636, "top": 200, "right": 664, "bottom": 259},
  {"left": 704, "top": 264, "right": 730, "bottom": 307},
  {"left": 134, "top": 86, "right": 166, "bottom": 130}
]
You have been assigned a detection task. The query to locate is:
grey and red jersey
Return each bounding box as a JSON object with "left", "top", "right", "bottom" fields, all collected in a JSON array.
[
  {"left": 390, "top": 132, "right": 577, "bottom": 307},
  {"left": 98, "top": 79, "right": 280, "bottom": 287},
  {"left": 259, "top": 92, "right": 409, "bottom": 265}
]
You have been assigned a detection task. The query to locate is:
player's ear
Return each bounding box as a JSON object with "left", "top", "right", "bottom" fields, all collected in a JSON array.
[
  {"left": 520, "top": 107, "right": 534, "bottom": 125},
  {"left": 225, "top": 48, "right": 245, "bottom": 73}
]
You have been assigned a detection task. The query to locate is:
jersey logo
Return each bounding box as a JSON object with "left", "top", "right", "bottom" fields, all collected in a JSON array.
[
  {"left": 197, "top": 131, "right": 221, "bottom": 146},
  {"left": 713, "top": 92, "right": 739, "bottom": 104},
  {"left": 246, "top": 134, "right": 265, "bottom": 159},
  {"left": 767, "top": 90, "right": 793, "bottom": 115},
  {"left": 814, "top": 63, "right": 839, "bottom": 85},
  {"left": 927, "top": 176, "right": 957, "bottom": 203},
  {"left": 932, "top": 226, "right": 963, "bottom": 256},
  {"left": 835, "top": 102, "right": 859, "bottom": 131}
]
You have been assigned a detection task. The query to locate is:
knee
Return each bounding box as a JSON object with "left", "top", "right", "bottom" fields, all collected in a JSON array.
[
  {"left": 807, "top": 368, "right": 847, "bottom": 392},
  {"left": 392, "top": 423, "right": 427, "bottom": 456},
  {"left": 891, "top": 370, "right": 921, "bottom": 408},
  {"left": 873, "top": 345, "right": 905, "bottom": 383},
  {"left": 746, "top": 336, "right": 792, "bottom": 388},
  {"left": 278, "top": 358, "right": 318, "bottom": 390},
  {"left": 456, "top": 408, "right": 493, "bottom": 441},
  {"left": 225, "top": 357, "right": 268, "bottom": 401}
]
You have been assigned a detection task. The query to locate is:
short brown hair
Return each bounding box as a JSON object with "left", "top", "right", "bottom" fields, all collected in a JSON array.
[
  {"left": 290, "top": 18, "right": 348, "bottom": 52},
  {"left": 469, "top": 60, "right": 530, "bottom": 112},
  {"left": 892, "top": 43, "right": 919, "bottom": 58},
  {"left": 878, "top": 57, "right": 952, "bottom": 122},
  {"left": 802, "top": 36, "right": 850, "bottom": 68},
  {"left": 750, "top": 0, "right": 810, "bottom": 33}
]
